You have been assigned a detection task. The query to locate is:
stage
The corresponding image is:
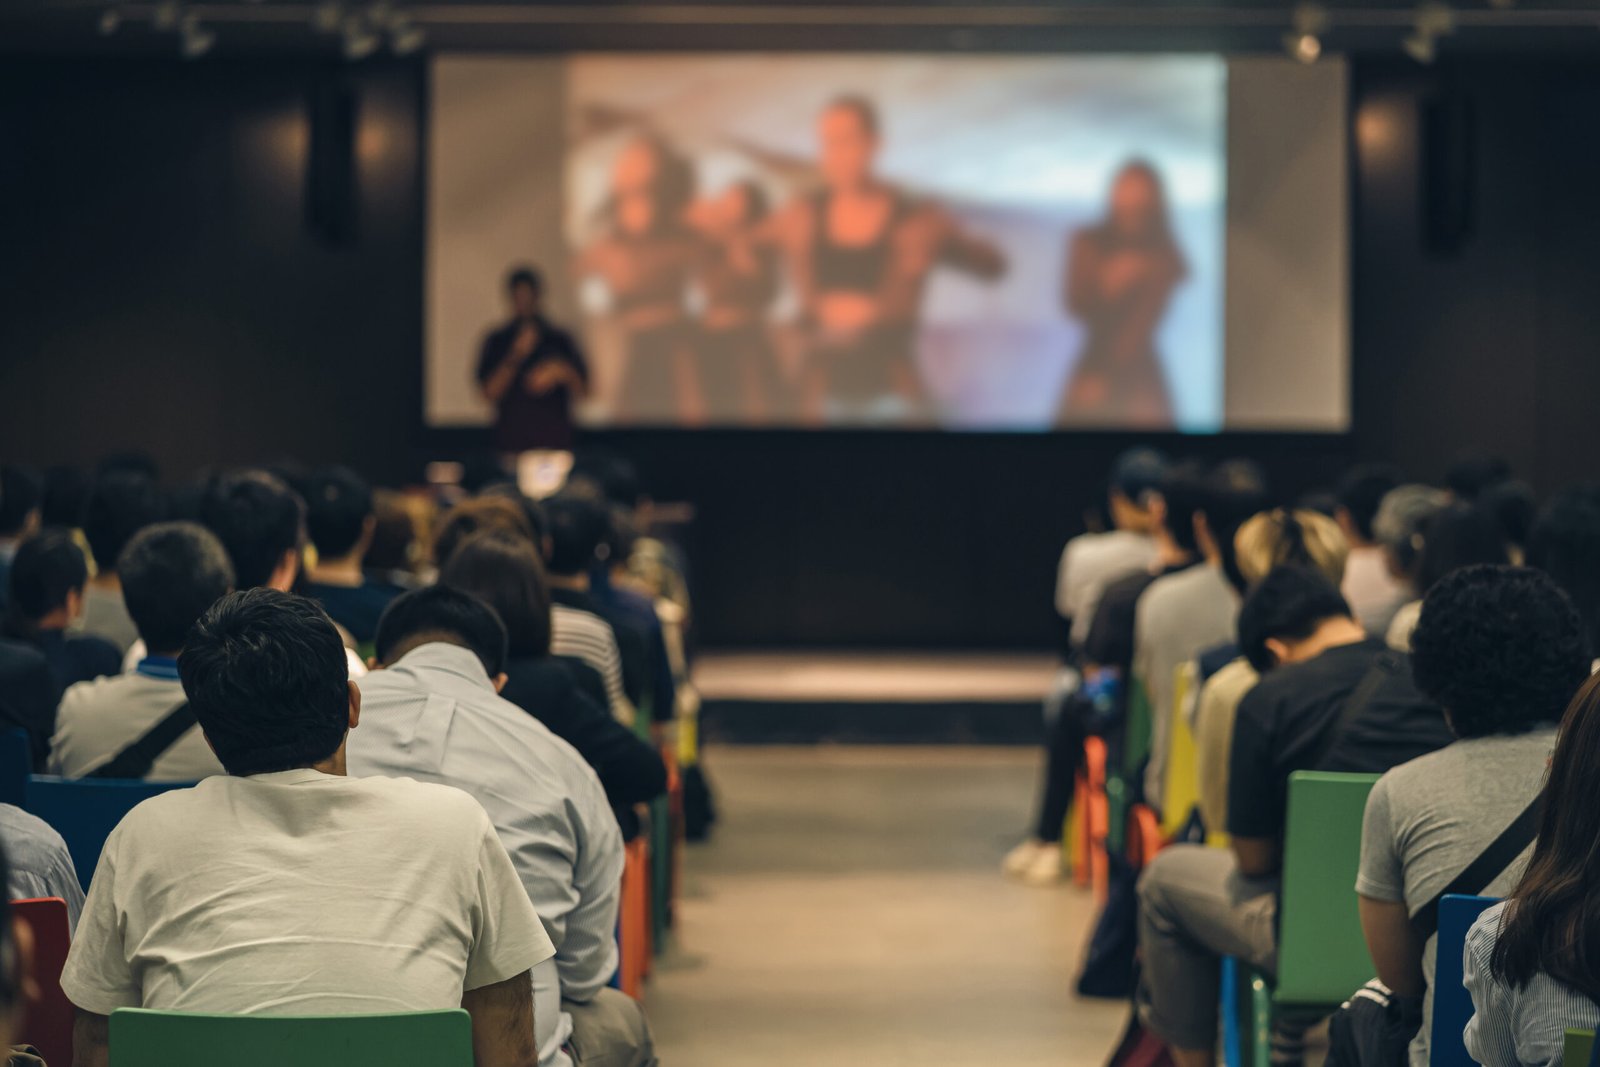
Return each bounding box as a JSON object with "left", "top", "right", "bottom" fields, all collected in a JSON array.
[{"left": 693, "top": 651, "right": 1057, "bottom": 745}]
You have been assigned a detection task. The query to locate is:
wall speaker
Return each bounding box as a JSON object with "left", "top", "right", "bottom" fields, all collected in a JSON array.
[
  {"left": 306, "top": 77, "right": 359, "bottom": 245},
  {"left": 1419, "top": 93, "right": 1475, "bottom": 257}
]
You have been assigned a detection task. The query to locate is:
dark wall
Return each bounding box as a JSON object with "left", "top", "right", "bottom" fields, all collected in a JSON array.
[{"left": 5, "top": 55, "right": 1597, "bottom": 648}]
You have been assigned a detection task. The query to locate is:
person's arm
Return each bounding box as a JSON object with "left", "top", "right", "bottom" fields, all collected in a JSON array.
[
  {"left": 554, "top": 780, "right": 626, "bottom": 1002},
  {"left": 462, "top": 970, "right": 538, "bottom": 1067},
  {"left": 1463, "top": 910, "right": 1520, "bottom": 1067},
  {"left": 936, "top": 211, "right": 1008, "bottom": 280},
  {"left": 1064, "top": 232, "right": 1104, "bottom": 317},
  {"left": 481, "top": 330, "right": 533, "bottom": 406},
  {"left": 1231, "top": 836, "right": 1281, "bottom": 879},
  {"left": 561, "top": 688, "right": 667, "bottom": 808},
  {"left": 1359, "top": 897, "right": 1426, "bottom": 996},
  {"left": 72, "top": 1010, "right": 110, "bottom": 1067},
  {"left": 1225, "top": 685, "right": 1288, "bottom": 875}
]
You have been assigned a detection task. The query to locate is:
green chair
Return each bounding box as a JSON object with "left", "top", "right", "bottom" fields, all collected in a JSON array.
[
  {"left": 108, "top": 1008, "right": 473, "bottom": 1066},
  {"left": 1232, "top": 771, "right": 1381, "bottom": 1067},
  {"left": 1563, "top": 1029, "right": 1596, "bottom": 1067}
]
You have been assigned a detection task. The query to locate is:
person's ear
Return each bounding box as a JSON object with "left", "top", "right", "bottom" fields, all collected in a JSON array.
[
  {"left": 347, "top": 680, "right": 362, "bottom": 730},
  {"left": 269, "top": 548, "right": 300, "bottom": 593},
  {"left": 1264, "top": 637, "right": 1292, "bottom": 668},
  {"left": 492, "top": 673, "right": 509, "bottom": 694},
  {"left": 66, "top": 586, "right": 85, "bottom": 622},
  {"left": 365, "top": 656, "right": 381, "bottom": 672}
]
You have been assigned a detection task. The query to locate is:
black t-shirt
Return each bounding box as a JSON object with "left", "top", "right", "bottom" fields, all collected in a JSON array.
[
  {"left": 1082, "top": 562, "right": 1194, "bottom": 672},
  {"left": 1227, "top": 638, "right": 1454, "bottom": 842},
  {"left": 476, "top": 315, "right": 589, "bottom": 452}
]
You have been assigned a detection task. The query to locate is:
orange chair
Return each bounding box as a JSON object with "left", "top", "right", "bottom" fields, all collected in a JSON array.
[
  {"left": 13, "top": 897, "right": 72, "bottom": 1067},
  {"left": 618, "top": 837, "right": 651, "bottom": 999},
  {"left": 1082, "top": 737, "right": 1111, "bottom": 900}
]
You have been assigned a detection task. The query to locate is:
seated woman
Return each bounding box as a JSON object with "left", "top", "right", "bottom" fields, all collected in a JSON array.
[
  {"left": 437, "top": 529, "right": 667, "bottom": 838},
  {"left": 1464, "top": 667, "right": 1600, "bottom": 1067}
]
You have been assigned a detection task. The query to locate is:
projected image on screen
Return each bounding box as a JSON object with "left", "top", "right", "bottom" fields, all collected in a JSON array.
[{"left": 563, "top": 55, "right": 1225, "bottom": 431}]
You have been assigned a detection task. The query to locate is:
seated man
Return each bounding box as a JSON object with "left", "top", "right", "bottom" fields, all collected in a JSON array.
[
  {"left": 352, "top": 587, "right": 655, "bottom": 1067},
  {"left": 539, "top": 495, "right": 636, "bottom": 725},
  {"left": 3, "top": 529, "right": 122, "bottom": 692},
  {"left": 50, "top": 523, "right": 233, "bottom": 781},
  {"left": 1055, "top": 448, "right": 1167, "bottom": 655},
  {"left": 62, "top": 589, "right": 552, "bottom": 1067},
  {"left": 0, "top": 802, "right": 85, "bottom": 931},
  {"left": 1137, "top": 565, "right": 1454, "bottom": 1067},
  {"left": 301, "top": 465, "right": 399, "bottom": 645},
  {"left": 0, "top": 464, "right": 43, "bottom": 615},
  {"left": 79, "top": 470, "right": 166, "bottom": 653},
  {"left": 1358, "top": 565, "right": 1590, "bottom": 1067}
]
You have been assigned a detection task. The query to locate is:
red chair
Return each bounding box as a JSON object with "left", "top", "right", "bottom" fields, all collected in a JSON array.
[
  {"left": 618, "top": 837, "right": 651, "bottom": 999},
  {"left": 13, "top": 897, "right": 72, "bottom": 1066},
  {"left": 1079, "top": 737, "right": 1111, "bottom": 901}
]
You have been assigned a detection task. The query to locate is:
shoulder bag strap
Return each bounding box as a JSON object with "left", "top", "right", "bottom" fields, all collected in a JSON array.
[
  {"left": 1410, "top": 790, "right": 1544, "bottom": 939},
  {"left": 89, "top": 701, "right": 197, "bottom": 780},
  {"left": 1304, "top": 650, "right": 1400, "bottom": 772}
]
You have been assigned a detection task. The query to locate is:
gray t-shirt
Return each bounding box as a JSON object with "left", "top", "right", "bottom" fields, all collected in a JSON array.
[{"left": 1356, "top": 727, "right": 1556, "bottom": 1067}]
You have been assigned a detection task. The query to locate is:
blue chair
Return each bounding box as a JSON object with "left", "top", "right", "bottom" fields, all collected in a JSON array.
[
  {"left": 25, "top": 777, "right": 196, "bottom": 890},
  {"left": 0, "top": 729, "right": 31, "bottom": 810},
  {"left": 1430, "top": 894, "right": 1499, "bottom": 1067}
]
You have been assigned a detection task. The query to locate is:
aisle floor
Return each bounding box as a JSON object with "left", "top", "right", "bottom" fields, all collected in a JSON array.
[{"left": 647, "top": 746, "right": 1126, "bottom": 1066}]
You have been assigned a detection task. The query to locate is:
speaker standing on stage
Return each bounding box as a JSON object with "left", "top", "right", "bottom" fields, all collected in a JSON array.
[{"left": 477, "top": 266, "right": 589, "bottom": 453}]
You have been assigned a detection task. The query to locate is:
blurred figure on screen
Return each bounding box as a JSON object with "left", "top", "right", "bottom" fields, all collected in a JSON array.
[
  {"left": 574, "top": 135, "right": 706, "bottom": 424},
  {"left": 689, "top": 180, "right": 783, "bottom": 421},
  {"left": 1058, "top": 160, "right": 1187, "bottom": 428},
  {"left": 476, "top": 266, "right": 590, "bottom": 453},
  {"left": 765, "top": 95, "right": 1007, "bottom": 422}
]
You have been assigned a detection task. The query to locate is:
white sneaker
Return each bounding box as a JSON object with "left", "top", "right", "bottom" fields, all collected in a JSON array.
[
  {"left": 1002, "top": 839, "right": 1051, "bottom": 877},
  {"left": 1017, "top": 843, "right": 1066, "bottom": 887}
]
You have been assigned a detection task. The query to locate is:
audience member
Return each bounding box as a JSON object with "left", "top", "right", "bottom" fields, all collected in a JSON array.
[
  {"left": 1055, "top": 449, "right": 1167, "bottom": 653},
  {"left": 0, "top": 638, "right": 56, "bottom": 771},
  {"left": 79, "top": 471, "right": 165, "bottom": 652},
  {"left": 0, "top": 464, "right": 43, "bottom": 614},
  {"left": 438, "top": 530, "right": 668, "bottom": 836},
  {"left": 589, "top": 504, "right": 677, "bottom": 728},
  {"left": 62, "top": 589, "right": 552, "bottom": 1067},
  {"left": 1525, "top": 483, "right": 1600, "bottom": 660},
  {"left": 1386, "top": 502, "right": 1511, "bottom": 651},
  {"left": 1480, "top": 479, "right": 1537, "bottom": 563},
  {"left": 1137, "top": 566, "right": 1452, "bottom": 1067},
  {"left": 1446, "top": 453, "right": 1512, "bottom": 502},
  {"left": 198, "top": 469, "right": 304, "bottom": 592},
  {"left": 365, "top": 488, "right": 428, "bottom": 594},
  {"left": 301, "top": 465, "right": 398, "bottom": 644},
  {"left": 1371, "top": 484, "right": 1450, "bottom": 646},
  {"left": 3, "top": 528, "right": 121, "bottom": 692},
  {"left": 1464, "top": 672, "right": 1600, "bottom": 1067},
  {"left": 0, "top": 847, "right": 31, "bottom": 1052},
  {"left": 1334, "top": 463, "right": 1407, "bottom": 636},
  {"left": 0, "top": 802, "right": 85, "bottom": 932},
  {"left": 1358, "top": 565, "right": 1588, "bottom": 1067},
  {"left": 541, "top": 495, "right": 637, "bottom": 724},
  {"left": 354, "top": 587, "right": 655, "bottom": 1067},
  {"left": 1192, "top": 508, "right": 1348, "bottom": 837},
  {"left": 1004, "top": 459, "right": 1204, "bottom": 884},
  {"left": 50, "top": 522, "right": 233, "bottom": 781},
  {"left": 434, "top": 494, "right": 536, "bottom": 567},
  {"left": 1137, "top": 459, "right": 1267, "bottom": 809}
]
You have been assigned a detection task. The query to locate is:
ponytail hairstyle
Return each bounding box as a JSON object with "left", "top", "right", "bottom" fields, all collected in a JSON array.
[{"left": 1234, "top": 507, "right": 1349, "bottom": 593}]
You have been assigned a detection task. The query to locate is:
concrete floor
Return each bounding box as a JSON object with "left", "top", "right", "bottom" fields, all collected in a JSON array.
[{"left": 647, "top": 746, "right": 1127, "bottom": 1066}]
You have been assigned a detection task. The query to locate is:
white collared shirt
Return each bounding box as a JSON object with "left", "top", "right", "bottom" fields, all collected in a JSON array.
[{"left": 349, "top": 642, "right": 623, "bottom": 1067}]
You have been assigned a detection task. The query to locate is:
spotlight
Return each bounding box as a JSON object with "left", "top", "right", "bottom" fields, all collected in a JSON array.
[
  {"left": 179, "top": 16, "right": 215, "bottom": 58},
  {"left": 1284, "top": 32, "right": 1322, "bottom": 64},
  {"left": 342, "top": 15, "right": 380, "bottom": 60},
  {"left": 152, "top": 0, "right": 181, "bottom": 31},
  {"left": 312, "top": 1, "right": 342, "bottom": 33},
  {"left": 97, "top": 6, "right": 121, "bottom": 35},
  {"left": 392, "top": 20, "right": 426, "bottom": 55}
]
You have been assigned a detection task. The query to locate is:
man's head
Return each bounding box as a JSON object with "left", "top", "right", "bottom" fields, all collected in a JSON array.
[
  {"left": 1237, "top": 564, "right": 1356, "bottom": 673},
  {"left": 1414, "top": 502, "right": 1512, "bottom": 594},
  {"left": 1527, "top": 484, "right": 1600, "bottom": 655},
  {"left": 507, "top": 266, "right": 542, "bottom": 320},
  {"left": 1155, "top": 460, "right": 1210, "bottom": 554},
  {"left": 432, "top": 496, "right": 534, "bottom": 568},
  {"left": 304, "top": 465, "right": 375, "bottom": 565},
  {"left": 1335, "top": 463, "right": 1403, "bottom": 547},
  {"left": 542, "top": 494, "right": 608, "bottom": 578},
  {"left": 180, "top": 589, "right": 355, "bottom": 777},
  {"left": 373, "top": 585, "right": 509, "bottom": 679},
  {"left": 82, "top": 472, "right": 165, "bottom": 575},
  {"left": 200, "top": 470, "right": 305, "bottom": 591},
  {"left": 1411, "top": 565, "right": 1590, "bottom": 739},
  {"left": 0, "top": 465, "right": 42, "bottom": 543},
  {"left": 120, "top": 522, "right": 235, "bottom": 655},
  {"left": 1106, "top": 448, "right": 1167, "bottom": 535},
  {"left": 7, "top": 529, "right": 90, "bottom": 629},
  {"left": 1198, "top": 459, "right": 1271, "bottom": 589}
]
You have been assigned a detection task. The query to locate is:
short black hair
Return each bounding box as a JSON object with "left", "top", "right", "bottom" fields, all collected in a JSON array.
[
  {"left": 1528, "top": 484, "right": 1600, "bottom": 654},
  {"left": 180, "top": 589, "right": 350, "bottom": 777},
  {"left": 1336, "top": 463, "right": 1404, "bottom": 543},
  {"left": 1416, "top": 502, "right": 1511, "bottom": 593},
  {"left": 1158, "top": 460, "right": 1211, "bottom": 554},
  {"left": 7, "top": 529, "right": 88, "bottom": 622},
  {"left": 1480, "top": 479, "right": 1538, "bottom": 551},
  {"left": 1205, "top": 459, "right": 1271, "bottom": 593},
  {"left": 200, "top": 470, "right": 305, "bottom": 590},
  {"left": 0, "top": 465, "right": 42, "bottom": 539},
  {"left": 1410, "top": 565, "right": 1590, "bottom": 738},
  {"left": 82, "top": 472, "right": 166, "bottom": 573},
  {"left": 374, "top": 585, "right": 508, "bottom": 677},
  {"left": 303, "top": 465, "right": 374, "bottom": 561},
  {"left": 507, "top": 266, "right": 543, "bottom": 295},
  {"left": 438, "top": 530, "right": 552, "bottom": 660},
  {"left": 120, "top": 521, "right": 235, "bottom": 654},
  {"left": 1109, "top": 448, "right": 1168, "bottom": 506},
  {"left": 40, "top": 465, "right": 89, "bottom": 529},
  {"left": 1447, "top": 453, "right": 1512, "bottom": 501},
  {"left": 1237, "top": 564, "right": 1353, "bottom": 673},
  {"left": 571, "top": 449, "right": 642, "bottom": 510},
  {"left": 542, "top": 493, "right": 607, "bottom": 576}
]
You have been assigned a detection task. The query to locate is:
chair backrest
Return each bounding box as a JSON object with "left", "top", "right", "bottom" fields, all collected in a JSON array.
[
  {"left": 1563, "top": 1029, "right": 1596, "bottom": 1067},
  {"left": 0, "top": 729, "right": 31, "bottom": 809},
  {"left": 108, "top": 1008, "right": 474, "bottom": 1067},
  {"left": 25, "top": 776, "right": 196, "bottom": 890},
  {"left": 1430, "top": 894, "right": 1499, "bottom": 1067},
  {"left": 1159, "top": 662, "right": 1202, "bottom": 838},
  {"left": 12, "top": 897, "right": 72, "bottom": 1067},
  {"left": 1274, "top": 771, "right": 1382, "bottom": 1005}
]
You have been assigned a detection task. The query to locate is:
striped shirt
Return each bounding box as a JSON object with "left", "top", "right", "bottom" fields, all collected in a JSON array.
[
  {"left": 1465, "top": 902, "right": 1600, "bottom": 1067},
  {"left": 550, "top": 604, "right": 634, "bottom": 725}
]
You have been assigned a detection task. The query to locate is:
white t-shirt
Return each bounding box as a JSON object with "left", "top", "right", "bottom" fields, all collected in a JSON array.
[
  {"left": 61, "top": 769, "right": 554, "bottom": 1017},
  {"left": 1056, "top": 530, "right": 1158, "bottom": 647},
  {"left": 50, "top": 668, "right": 224, "bottom": 782}
]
